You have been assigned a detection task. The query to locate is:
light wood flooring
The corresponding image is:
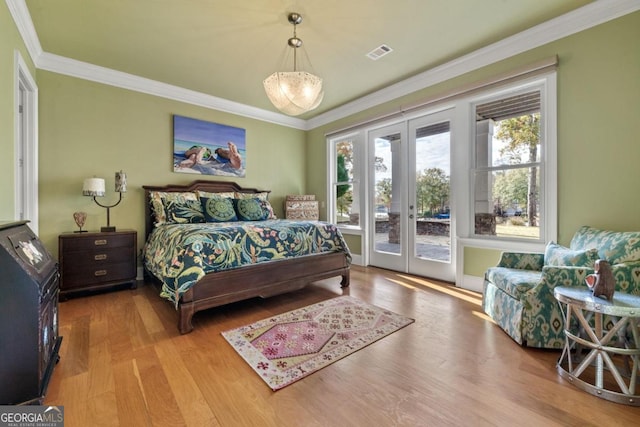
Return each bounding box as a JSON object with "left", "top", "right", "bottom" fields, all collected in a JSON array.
[{"left": 45, "top": 266, "right": 639, "bottom": 426}]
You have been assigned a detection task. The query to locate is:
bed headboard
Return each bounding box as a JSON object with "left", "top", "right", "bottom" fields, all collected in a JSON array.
[{"left": 142, "top": 180, "right": 269, "bottom": 239}]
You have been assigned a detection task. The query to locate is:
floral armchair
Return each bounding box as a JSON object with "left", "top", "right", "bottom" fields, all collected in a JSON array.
[{"left": 482, "top": 226, "right": 640, "bottom": 349}]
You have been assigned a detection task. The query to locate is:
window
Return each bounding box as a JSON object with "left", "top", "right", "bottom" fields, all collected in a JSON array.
[
  {"left": 327, "top": 70, "right": 557, "bottom": 252},
  {"left": 471, "top": 76, "right": 556, "bottom": 243},
  {"left": 328, "top": 133, "right": 362, "bottom": 228}
]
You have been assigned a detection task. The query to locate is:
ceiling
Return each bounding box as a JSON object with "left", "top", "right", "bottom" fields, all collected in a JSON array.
[{"left": 22, "top": 0, "right": 597, "bottom": 121}]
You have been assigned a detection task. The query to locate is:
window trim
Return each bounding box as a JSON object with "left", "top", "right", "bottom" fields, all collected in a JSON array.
[
  {"left": 326, "top": 69, "right": 557, "bottom": 256},
  {"left": 464, "top": 71, "right": 557, "bottom": 249},
  {"left": 327, "top": 131, "right": 365, "bottom": 233}
]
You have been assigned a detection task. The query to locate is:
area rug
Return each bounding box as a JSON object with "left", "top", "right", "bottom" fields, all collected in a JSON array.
[{"left": 222, "top": 295, "right": 414, "bottom": 390}]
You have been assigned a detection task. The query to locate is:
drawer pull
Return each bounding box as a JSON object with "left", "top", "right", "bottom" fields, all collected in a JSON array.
[
  {"left": 94, "top": 254, "right": 107, "bottom": 261},
  {"left": 94, "top": 239, "right": 108, "bottom": 246},
  {"left": 94, "top": 270, "right": 107, "bottom": 276}
]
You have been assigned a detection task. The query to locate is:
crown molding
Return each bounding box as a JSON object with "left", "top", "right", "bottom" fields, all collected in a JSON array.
[
  {"left": 7, "top": 0, "right": 640, "bottom": 131},
  {"left": 36, "top": 52, "right": 307, "bottom": 129},
  {"left": 5, "top": 0, "right": 306, "bottom": 129},
  {"left": 306, "top": 0, "right": 640, "bottom": 130},
  {"left": 5, "top": 0, "right": 42, "bottom": 60}
]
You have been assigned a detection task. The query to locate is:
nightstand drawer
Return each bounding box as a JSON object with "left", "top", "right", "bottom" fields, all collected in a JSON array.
[
  {"left": 60, "top": 233, "right": 134, "bottom": 251},
  {"left": 61, "top": 246, "right": 134, "bottom": 273},
  {"left": 60, "top": 261, "right": 136, "bottom": 289}
]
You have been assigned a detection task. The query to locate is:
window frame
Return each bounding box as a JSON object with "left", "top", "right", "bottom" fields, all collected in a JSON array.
[
  {"left": 326, "top": 70, "right": 557, "bottom": 254},
  {"left": 327, "top": 131, "right": 365, "bottom": 233},
  {"left": 464, "top": 72, "right": 557, "bottom": 250}
]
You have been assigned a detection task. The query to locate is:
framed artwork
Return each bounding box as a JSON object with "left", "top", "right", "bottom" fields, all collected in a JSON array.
[{"left": 173, "top": 115, "right": 246, "bottom": 177}]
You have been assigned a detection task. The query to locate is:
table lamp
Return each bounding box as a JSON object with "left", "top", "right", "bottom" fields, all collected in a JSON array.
[{"left": 82, "top": 171, "right": 127, "bottom": 232}]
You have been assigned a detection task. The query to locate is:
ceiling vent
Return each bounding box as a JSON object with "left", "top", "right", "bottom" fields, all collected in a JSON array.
[{"left": 366, "top": 44, "right": 393, "bottom": 60}]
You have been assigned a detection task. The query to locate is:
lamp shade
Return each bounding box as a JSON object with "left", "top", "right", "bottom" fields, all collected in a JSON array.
[
  {"left": 82, "top": 178, "right": 105, "bottom": 197},
  {"left": 263, "top": 71, "right": 324, "bottom": 116}
]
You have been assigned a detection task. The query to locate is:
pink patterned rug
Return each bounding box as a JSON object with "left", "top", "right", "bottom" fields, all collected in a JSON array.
[{"left": 222, "top": 296, "right": 414, "bottom": 390}]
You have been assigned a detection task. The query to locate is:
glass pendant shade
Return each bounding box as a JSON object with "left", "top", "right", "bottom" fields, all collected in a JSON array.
[
  {"left": 263, "top": 71, "right": 324, "bottom": 116},
  {"left": 263, "top": 12, "right": 323, "bottom": 116}
]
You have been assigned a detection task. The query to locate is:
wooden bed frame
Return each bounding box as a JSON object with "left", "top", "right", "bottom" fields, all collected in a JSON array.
[{"left": 142, "top": 180, "right": 350, "bottom": 334}]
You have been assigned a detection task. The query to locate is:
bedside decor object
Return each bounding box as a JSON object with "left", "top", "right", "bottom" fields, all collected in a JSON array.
[
  {"left": 73, "top": 211, "right": 87, "bottom": 233},
  {"left": 285, "top": 195, "right": 319, "bottom": 220},
  {"left": 263, "top": 12, "right": 324, "bottom": 116},
  {"left": 83, "top": 171, "right": 127, "bottom": 232}
]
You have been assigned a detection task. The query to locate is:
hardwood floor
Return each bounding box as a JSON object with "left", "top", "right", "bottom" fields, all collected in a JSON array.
[{"left": 45, "top": 266, "right": 638, "bottom": 426}]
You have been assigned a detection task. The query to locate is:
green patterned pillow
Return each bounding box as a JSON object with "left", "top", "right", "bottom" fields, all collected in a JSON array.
[
  {"left": 544, "top": 242, "right": 599, "bottom": 267},
  {"left": 163, "top": 199, "right": 205, "bottom": 224},
  {"left": 149, "top": 191, "right": 199, "bottom": 226},
  {"left": 235, "top": 192, "right": 277, "bottom": 219},
  {"left": 570, "top": 226, "right": 640, "bottom": 264},
  {"left": 233, "top": 198, "right": 268, "bottom": 221},
  {"left": 201, "top": 197, "right": 237, "bottom": 222}
]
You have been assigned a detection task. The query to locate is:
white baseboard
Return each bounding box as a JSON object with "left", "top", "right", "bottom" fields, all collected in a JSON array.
[
  {"left": 350, "top": 254, "right": 363, "bottom": 266},
  {"left": 458, "top": 274, "right": 484, "bottom": 293}
]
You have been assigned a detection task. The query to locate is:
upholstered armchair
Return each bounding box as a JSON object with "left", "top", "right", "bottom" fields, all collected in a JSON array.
[{"left": 482, "top": 226, "right": 640, "bottom": 349}]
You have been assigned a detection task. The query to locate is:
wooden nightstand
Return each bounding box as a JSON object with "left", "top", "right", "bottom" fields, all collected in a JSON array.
[{"left": 58, "top": 230, "right": 137, "bottom": 299}]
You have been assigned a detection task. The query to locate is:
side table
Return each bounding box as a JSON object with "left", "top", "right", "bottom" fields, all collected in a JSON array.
[
  {"left": 58, "top": 230, "right": 137, "bottom": 299},
  {"left": 554, "top": 286, "right": 640, "bottom": 406}
]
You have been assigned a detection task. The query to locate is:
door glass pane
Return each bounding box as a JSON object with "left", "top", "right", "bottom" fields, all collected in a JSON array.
[
  {"left": 414, "top": 122, "right": 451, "bottom": 262},
  {"left": 374, "top": 132, "right": 401, "bottom": 255}
]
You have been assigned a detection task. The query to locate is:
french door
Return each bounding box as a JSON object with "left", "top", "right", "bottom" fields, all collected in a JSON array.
[{"left": 368, "top": 109, "right": 455, "bottom": 282}]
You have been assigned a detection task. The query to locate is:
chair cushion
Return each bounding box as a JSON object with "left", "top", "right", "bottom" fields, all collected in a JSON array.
[
  {"left": 485, "top": 267, "right": 542, "bottom": 300},
  {"left": 544, "top": 242, "right": 599, "bottom": 267}
]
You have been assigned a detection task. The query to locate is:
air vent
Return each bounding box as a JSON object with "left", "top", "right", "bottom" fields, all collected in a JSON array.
[{"left": 366, "top": 44, "right": 393, "bottom": 60}]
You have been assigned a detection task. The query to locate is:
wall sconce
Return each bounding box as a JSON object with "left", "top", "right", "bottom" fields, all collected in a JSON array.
[{"left": 83, "top": 171, "right": 127, "bottom": 232}]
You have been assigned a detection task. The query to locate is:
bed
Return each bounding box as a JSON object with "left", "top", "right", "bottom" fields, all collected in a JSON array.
[{"left": 142, "top": 180, "right": 351, "bottom": 334}]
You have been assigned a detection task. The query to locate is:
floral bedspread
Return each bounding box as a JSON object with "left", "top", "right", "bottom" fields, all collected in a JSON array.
[{"left": 143, "top": 220, "right": 351, "bottom": 306}]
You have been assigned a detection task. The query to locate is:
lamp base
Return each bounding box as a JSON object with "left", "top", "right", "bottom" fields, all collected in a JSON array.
[{"left": 101, "top": 226, "right": 116, "bottom": 232}]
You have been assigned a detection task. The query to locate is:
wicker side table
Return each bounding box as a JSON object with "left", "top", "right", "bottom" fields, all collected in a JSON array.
[{"left": 554, "top": 286, "right": 640, "bottom": 406}]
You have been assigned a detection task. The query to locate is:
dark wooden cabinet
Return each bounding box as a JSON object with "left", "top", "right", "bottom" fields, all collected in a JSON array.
[
  {"left": 0, "top": 221, "right": 62, "bottom": 405},
  {"left": 58, "top": 230, "right": 137, "bottom": 298}
]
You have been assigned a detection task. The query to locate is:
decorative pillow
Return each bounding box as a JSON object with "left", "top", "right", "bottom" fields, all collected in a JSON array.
[
  {"left": 570, "top": 226, "right": 640, "bottom": 264},
  {"left": 235, "top": 191, "right": 270, "bottom": 200},
  {"left": 234, "top": 198, "right": 269, "bottom": 221},
  {"left": 544, "top": 242, "right": 599, "bottom": 267},
  {"left": 235, "top": 192, "right": 276, "bottom": 219},
  {"left": 259, "top": 199, "right": 277, "bottom": 219},
  {"left": 149, "top": 191, "right": 199, "bottom": 226},
  {"left": 201, "top": 197, "right": 237, "bottom": 222},
  {"left": 163, "top": 199, "right": 205, "bottom": 224},
  {"left": 196, "top": 190, "right": 236, "bottom": 200}
]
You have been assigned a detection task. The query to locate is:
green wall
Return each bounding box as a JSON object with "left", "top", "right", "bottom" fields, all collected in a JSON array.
[
  {"left": 4, "top": 4, "right": 640, "bottom": 278},
  {"left": 37, "top": 72, "right": 306, "bottom": 258},
  {"left": 307, "top": 11, "right": 640, "bottom": 277},
  {"left": 0, "top": 3, "right": 36, "bottom": 219}
]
